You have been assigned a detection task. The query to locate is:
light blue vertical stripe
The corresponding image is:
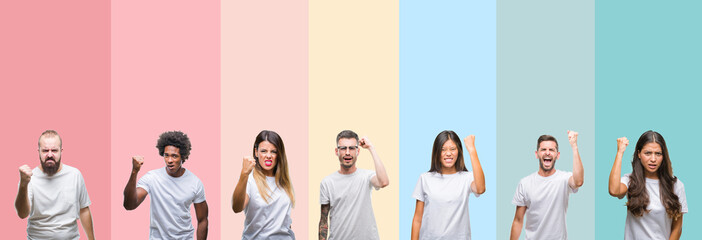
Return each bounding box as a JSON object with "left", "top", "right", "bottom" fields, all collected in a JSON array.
[
  {"left": 595, "top": 1, "right": 702, "bottom": 238},
  {"left": 399, "top": 0, "right": 496, "bottom": 239},
  {"left": 496, "top": 0, "right": 595, "bottom": 239}
]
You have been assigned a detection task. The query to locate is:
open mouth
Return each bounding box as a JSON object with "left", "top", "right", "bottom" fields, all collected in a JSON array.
[
  {"left": 443, "top": 158, "right": 454, "bottom": 164},
  {"left": 542, "top": 158, "right": 553, "bottom": 166},
  {"left": 647, "top": 164, "right": 657, "bottom": 170},
  {"left": 264, "top": 160, "right": 273, "bottom": 167}
]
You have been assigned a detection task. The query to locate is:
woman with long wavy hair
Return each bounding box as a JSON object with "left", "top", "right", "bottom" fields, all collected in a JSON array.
[
  {"left": 411, "top": 130, "right": 486, "bottom": 239},
  {"left": 608, "top": 130, "right": 687, "bottom": 240},
  {"left": 232, "top": 130, "right": 296, "bottom": 239}
]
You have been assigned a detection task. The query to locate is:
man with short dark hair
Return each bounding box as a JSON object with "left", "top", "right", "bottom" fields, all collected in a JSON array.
[
  {"left": 319, "top": 130, "right": 390, "bottom": 240},
  {"left": 15, "top": 130, "right": 95, "bottom": 240},
  {"left": 510, "top": 131, "right": 584, "bottom": 240},
  {"left": 123, "top": 131, "right": 209, "bottom": 240}
]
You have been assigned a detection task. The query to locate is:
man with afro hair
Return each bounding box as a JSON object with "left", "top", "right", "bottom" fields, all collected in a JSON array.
[{"left": 123, "top": 131, "right": 209, "bottom": 240}]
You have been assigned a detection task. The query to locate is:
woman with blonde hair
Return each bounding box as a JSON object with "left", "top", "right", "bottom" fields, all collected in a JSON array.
[
  {"left": 232, "top": 130, "right": 295, "bottom": 239},
  {"left": 609, "top": 130, "right": 687, "bottom": 240}
]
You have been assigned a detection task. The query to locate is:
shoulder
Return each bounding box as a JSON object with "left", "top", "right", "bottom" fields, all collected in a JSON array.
[
  {"left": 519, "top": 172, "right": 538, "bottom": 183},
  {"left": 556, "top": 169, "right": 573, "bottom": 179},
  {"left": 674, "top": 177, "right": 685, "bottom": 191},
  {"left": 321, "top": 171, "right": 338, "bottom": 183},
  {"left": 184, "top": 168, "right": 203, "bottom": 182}
]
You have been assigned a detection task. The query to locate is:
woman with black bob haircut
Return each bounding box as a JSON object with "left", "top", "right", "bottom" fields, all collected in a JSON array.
[
  {"left": 608, "top": 130, "right": 687, "bottom": 240},
  {"left": 232, "top": 130, "right": 295, "bottom": 239},
  {"left": 411, "top": 130, "right": 486, "bottom": 239}
]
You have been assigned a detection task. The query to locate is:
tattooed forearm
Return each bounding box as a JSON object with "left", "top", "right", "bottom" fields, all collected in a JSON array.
[{"left": 319, "top": 204, "right": 330, "bottom": 240}]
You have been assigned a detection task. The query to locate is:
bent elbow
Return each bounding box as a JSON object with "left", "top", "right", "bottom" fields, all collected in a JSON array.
[
  {"left": 123, "top": 202, "right": 136, "bottom": 211},
  {"left": 232, "top": 205, "right": 243, "bottom": 213},
  {"left": 380, "top": 180, "right": 390, "bottom": 188},
  {"left": 476, "top": 186, "right": 486, "bottom": 195}
]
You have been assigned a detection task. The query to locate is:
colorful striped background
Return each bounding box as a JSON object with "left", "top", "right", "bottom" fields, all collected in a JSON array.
[{"left": 1, "top": 0, "right": 700, "bottom": 239}]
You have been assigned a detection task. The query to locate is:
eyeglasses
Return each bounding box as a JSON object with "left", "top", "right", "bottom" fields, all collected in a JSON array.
[{"left": 337, "top": 146, "right": 358, "bottom": 151}]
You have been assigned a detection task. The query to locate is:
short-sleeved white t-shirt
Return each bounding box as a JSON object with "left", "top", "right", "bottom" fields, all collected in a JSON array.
[
  {"left": 512, "top": 170, "right": 577, "bottom": 240},
  {"left": 24, "top": 164, "right": 91, "bottom": 240},
  {"left": 320, "top": 168, "right": 380, "bottom": 240},
  {"left": 137, "top": 167, "right": 206, "bottom": 240},
  {"left": 621, "top": 174, "right": 688, "bottom": 240},
  {"left": 412, "top": 171, "right": 480, "bottom": 240},
  {"left": 242, "top": 173, "right": 295, "bottom": 239}
]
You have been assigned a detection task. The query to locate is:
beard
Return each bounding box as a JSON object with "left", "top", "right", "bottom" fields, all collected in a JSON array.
[
  {"left": 538, "top": 157, "right": 555, "bottom": 172},
  {"left": 339, "top": 156, "right": 356, "bottom": 169},
  {"left": 41, "top": 156, "right": 61, "bottom": 176}
]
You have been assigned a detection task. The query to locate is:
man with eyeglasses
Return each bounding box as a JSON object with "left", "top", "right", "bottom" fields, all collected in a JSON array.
[
  {"left": 319, "top": 130, "right": 390, "bottom": 240},
  {"left": 123, "top": 131, "right": 209, "bottom": 240}
]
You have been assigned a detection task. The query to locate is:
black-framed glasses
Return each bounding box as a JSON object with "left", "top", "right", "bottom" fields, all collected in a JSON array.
[{"left": 337, "top": 146, "right": 358, "bottom": 151}]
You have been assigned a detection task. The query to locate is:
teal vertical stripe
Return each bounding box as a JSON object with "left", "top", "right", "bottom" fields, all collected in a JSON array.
[
  {"left": 595, "top": 1, "right": 702, "bottom": 238},
  {"left": 496, "top": 0, "right": 594, "bottom": 239},
  {"left": 399, "top": 0, "right": 496, "bottom": 239}
]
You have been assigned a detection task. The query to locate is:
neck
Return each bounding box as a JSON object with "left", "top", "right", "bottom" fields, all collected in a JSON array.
[
  {"left": 339, "top": 165, "right": 357, "bottom": 175},
  {"left": 441, "top": 167, "right": 457, "bottom": 174},
  {"left": 538, "top": 168, "right": 556, "bottom": 177},
  {"left": 644, "top": 171, "right": 659, "bottom": 179},
  {"left": 167, "top": 167, "right": 185, "bottom": 177}
]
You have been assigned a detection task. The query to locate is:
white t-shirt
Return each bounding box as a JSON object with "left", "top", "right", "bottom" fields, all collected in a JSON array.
[
  {"left": 512, "top": 170, "right": 578, "bottom": 240},
  {"left": 24, "top": 164, "right": 91, "bottom": 240},
  {"left": 242, "top": 173, "right": 295, "bottom": 239},
  {"left": 137, "top": 167, "right": 206, "bottom": 240},
  {"left": 621, "top": 174, "right": 688, "bottom": 240},
  {"left": 412, "top": 171, "right": 480, "bottom": 240},
  {"left": 320, "top": 168, "right": 380, "bottom": 240}
]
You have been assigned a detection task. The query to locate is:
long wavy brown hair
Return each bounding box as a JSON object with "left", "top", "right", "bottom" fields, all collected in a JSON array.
[
  {"left": 252, "top": 130, "right": 295, "bottom": 206},
  {"left": 627, "top": 130, "right": 681, "bottom": 220}
]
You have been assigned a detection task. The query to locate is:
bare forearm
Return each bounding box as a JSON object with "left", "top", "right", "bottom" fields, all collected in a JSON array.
[
  {"left": 510, "top": 221, "right": 523, "bottom": 240},
  {"left": 79, "top": 208, "right": 95, "bottom": 240},
  {"left": 15, "top": 184, "right": 30, "bottom": 218},
  {"left": 197, "top": 219, "right": 208, "bottom": 240},
  {"left": 319, "top": 205, "right": 330, "bottom": 240},
  {"left": 669, "top": 217, "right": 682, "bottom": 240},
  {"left": 369, "top": 147, "right": 389, "bottom": 187},
  {"left": 232, "top": 173, "right": 249, "bottom": 213},
  {"left": 467, "top": 148, "right": 485, "bottom": 194},
  {"left": 123, "top": 171, "right": 139, "bottom": 210},
  {"left": 609, "top": 152, "right": 624, "bottom": 196},
  {"left": 411, "top": 218, "right": 421, "bottom": 240},
  {"left": 571, "top": 146, "right": 584, "bottom": 187}
]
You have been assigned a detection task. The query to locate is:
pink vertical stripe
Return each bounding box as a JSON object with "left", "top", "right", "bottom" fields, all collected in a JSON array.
[
  {"left": 0, "top": 1, "right": 111, "bottom": 239},
  {"left": 220, "top": 0, "right": 308, "bottom": 238},
  {"left": 110, "top": 0, "right": 220, "bottom": 239}
]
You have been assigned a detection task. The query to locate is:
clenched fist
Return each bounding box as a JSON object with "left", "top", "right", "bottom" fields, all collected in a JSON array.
[
  {"left": 242, "top": 156, "right": 256, "bottom": 175},
  {"left": 617, "top": 137, "right": 629, "bottom": 153},
  {"left": 19, "top": 165, "right": 33, "bottom": 185},
  {"left": 464, "top": 135, "right": 476, "bottom": 152},
  {"left": 132, "top": 156, "right": 144, "bottom": 173},
  {"left": 359, "top": 137, "right": 373, "bottom": 149},
  {"left": 567, "top": 130, "right": 579, "bottom": 147}
]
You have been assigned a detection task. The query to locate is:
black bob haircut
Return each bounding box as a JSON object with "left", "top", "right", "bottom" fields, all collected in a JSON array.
[{"left": 156, "top": 131, "right": 192, "bottom": 163}]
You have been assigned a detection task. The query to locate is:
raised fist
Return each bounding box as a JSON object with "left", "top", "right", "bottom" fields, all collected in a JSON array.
[
  {"left": 567, "top": 130, "right": 579, "bottom": 147},
  {"left": 464, "top": 135, "right": 476, "bottom": 151},
  {"left": 132, "top": 156, "right": 144, "bottom": 172},
  {"left": 359, "top": 137, "right": 373, "bottom": 149},
  {"left": 242, "top": 156, "right": 256, "bottom": 175},
  {"left": 19, "top": 165, "right": 33, "bottom": 184},
  {"left": 617, "top": 137, "right": 629, "bottom": 153}
]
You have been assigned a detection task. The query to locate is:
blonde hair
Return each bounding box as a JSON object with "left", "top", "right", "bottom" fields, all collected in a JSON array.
[{"left": 252, "top": 130, "right": 295, "bottom": 206}]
